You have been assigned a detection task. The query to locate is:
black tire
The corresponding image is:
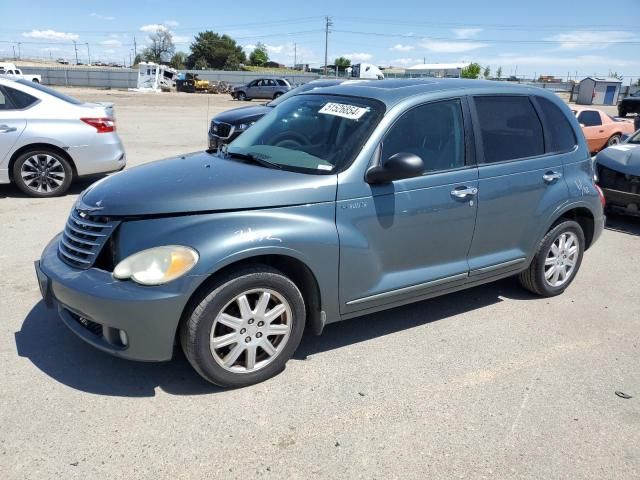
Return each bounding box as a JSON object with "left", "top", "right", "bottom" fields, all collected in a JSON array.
[
  {"left": 12, "top": 149, "right": 73, "bottom": 197},
  {"left": 607, "top": 134, "right": 622, "bottom": 146},
  {"left": 273, "top": 92, "right": 282, "bottom": 99},
  {"left": 618, "top": 109, "right": 626, "bottom": 118},
  {"left": 237, "top": 91, "right": 247, "bottom": 101},
  {"left": 519, "top": 220, "right": 585, "bottom": 297},
  {"left": 180, "top": 266, "right": 306, "bottom": 387},
  {"left": 31, "top": 78, "right": 40, "bottom": 83}
]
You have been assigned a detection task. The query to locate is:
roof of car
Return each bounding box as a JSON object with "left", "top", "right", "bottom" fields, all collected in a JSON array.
[{"left": 301, "top": 78, "right": 545, "bottom": 107}]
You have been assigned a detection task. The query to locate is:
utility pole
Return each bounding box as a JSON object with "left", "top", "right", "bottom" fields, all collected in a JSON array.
[
  {"left": 324, "top": 16, "right": 332, "bottom": 76},
  {"left": 134, "top": 36, "right": 137, "bottom": 57},
  {"left": 17, "top": 42, "right": 21, "bottom": 59},
  {"left": 85, "top": 43, "right": 91, "bottom": 65},
  {"left": 73, "top": 40, "right": 79, "bottom": 65},
  {"left": 12, "top": 45, "right": 16, "bottom": 59},
  {"left": 294, "top": 43, "right": 297, "bottom": 70}
]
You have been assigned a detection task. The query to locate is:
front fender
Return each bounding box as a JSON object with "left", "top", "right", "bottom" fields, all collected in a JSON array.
[{"left": 115, "top": 202, "right": 340, "bottom": 322}]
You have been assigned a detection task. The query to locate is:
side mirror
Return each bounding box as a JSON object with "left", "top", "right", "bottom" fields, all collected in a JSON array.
[{"left": 365, "top": 152, "right": 424, "bottom": 184}]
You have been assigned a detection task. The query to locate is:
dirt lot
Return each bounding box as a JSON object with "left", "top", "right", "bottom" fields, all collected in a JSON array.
[{"left": 0, "top": 88, "right": 639, "bottom": 479}]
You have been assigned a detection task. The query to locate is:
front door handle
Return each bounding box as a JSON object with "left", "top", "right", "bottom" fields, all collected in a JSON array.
[
  {"left": 542, "top": 171, "right": 563, "bottom": 184},
  {"left": 451, "top": 186, "right": 478, "bottom": 199},
  {"left": 0, "top": 125, "right": 17, "bottom": 134}
]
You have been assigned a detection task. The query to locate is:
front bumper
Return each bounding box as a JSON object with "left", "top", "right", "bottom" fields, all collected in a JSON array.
[
  {"left": 36, "top": 234, "right": 199, "bottom": 361},
  {"left": 207, "top": 131, "right": 241, "bottom": 150},
  {"left": 602, "top": 188, "right": 640, "bottom": 216}
]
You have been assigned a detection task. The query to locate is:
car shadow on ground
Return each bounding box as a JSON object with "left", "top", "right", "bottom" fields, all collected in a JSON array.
[
  {"left": 0, "top": 176, "right": 104, "bottom": 199},
  {"left": 15, "top": 277, "right": 533, "bottom": 397},
  {"left": 605, "top": 213, "right": 640, "bottom": 237}
]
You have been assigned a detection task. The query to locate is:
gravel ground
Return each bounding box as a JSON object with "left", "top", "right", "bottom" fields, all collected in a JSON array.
[{"left": 0, "top": 88, "right": 639, "bottom": 480}]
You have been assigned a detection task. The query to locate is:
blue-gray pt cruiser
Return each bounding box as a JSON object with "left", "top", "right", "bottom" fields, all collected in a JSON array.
[{"left": 36, "top": 79, "right": 605, "bottom": 387}]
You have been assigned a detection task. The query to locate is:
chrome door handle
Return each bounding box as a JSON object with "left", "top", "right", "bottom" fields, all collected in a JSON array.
[
  {"left": 0, "top": 125, "right": 17, "bottom": 133},
  {"left": 451, "top": 186, "right": 478, "bottom": 198},
  {"left": 542, "top": 171, "right": 563, "bottom": 183}
]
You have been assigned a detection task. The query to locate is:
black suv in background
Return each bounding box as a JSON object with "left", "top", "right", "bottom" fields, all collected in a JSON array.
[
  {"left": 618, "top": 90, "right": 640, "bottom": 117},
  {"left": 209, "top": 79, "right": 349, "bottom": 150}
]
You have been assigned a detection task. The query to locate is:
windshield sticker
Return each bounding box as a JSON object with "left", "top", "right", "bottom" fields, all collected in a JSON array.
[
  {"left": 319, "top": 102, "right": 368, "bottom": 120},
  {"left": 317, "top": 164, "right": 333, "bottom": 171}
]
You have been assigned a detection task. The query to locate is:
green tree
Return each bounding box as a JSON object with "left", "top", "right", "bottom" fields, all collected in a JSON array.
[
  {"left": 193, "top": 57, "right": 208, "bottom": 70},
  {"left": 461, "top": 62, "right": 482, "bottom": 79},
  {"left": 169, "top": 52, "right": 187, "bottom": 69},
  {"left": 609, "top": 71, "right": 623, "bottom": 81},
  {"left": 142, "top": 28, "right": 175, "bottom": 63},
  {"left": 249, "top": 42, "right": 269, "bottom": 67},
  {"left": 223, "top": 53, "right": 243, "bottom": 71},
  {"left": 483, "top": 65, "right": 491, "bottom": 78},
  {"left": 334, "top": 56, "right": 351, "bottom": 72},
  {"left": 496, "top": 66, "right": 503, "bottom": 79},
  {"left": 133, "top": 53, "right": 143, "bottom": 66},
  {"left": 187, "top": 31, "right": 246, "bottom": 70}
]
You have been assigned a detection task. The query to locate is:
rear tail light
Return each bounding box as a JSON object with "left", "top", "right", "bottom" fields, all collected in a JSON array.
[
  {"left": 81, "top": 117, "right": 115, "bottom": 133},
  {"left": 594, "top": 183, "right": 606, "bottom": 207}
]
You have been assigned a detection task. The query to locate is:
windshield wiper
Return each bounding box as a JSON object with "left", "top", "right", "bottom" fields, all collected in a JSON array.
[{"left": 226, "top": 151, "right": 282, "bottom": 169}]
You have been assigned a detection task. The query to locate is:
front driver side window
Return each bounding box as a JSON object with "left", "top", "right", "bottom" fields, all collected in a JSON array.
[
  {"left": 577, "top": 110, "right": 602, "bottom": 127},
  {"left": 381, "top": 99, "right": 466, "bottom": 173}
]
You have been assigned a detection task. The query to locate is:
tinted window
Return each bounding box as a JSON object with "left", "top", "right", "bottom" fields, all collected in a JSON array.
[
  {"left": 382, "top": 99, "right": 466, "bottom": 173},
  {"left": 577, "top": 110, "right": 602, "bottom": 127},
  {"left": 17, "top": 79, "right": 83, "bottom": 105},
  {"left": 5, "top": 86, "right": 38, "bottom": 109},
  {"left": 277, "top": 79, "right": 287, "bottom": 86},
  {"left": 266, "top": 79, "right": 276, "bottom": 87},
  {"left": 536, "top": 97, "right": 576, "bottom": 152},
  {"left": 474, "top": 96, "right": 544, "bottom": 163},
  {"left": 0, "top": 88, "right": 14, "bottom": 110}
]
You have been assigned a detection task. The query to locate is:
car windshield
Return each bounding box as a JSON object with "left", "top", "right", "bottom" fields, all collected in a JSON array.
[
  {"left": 227, "top": 94, "right": 384, "bottom": 174},
  {"left": 17, "top": 79, "right": 83, "bottom": 105},
  {"left": 632, "top": 91, "right": 640, "bottom": 97},
  {"left": 267, "top": 81, "right": 333, "bottom": 107},
  {"left": 628, "top": 130, "right": 640, "bottom": 144}
]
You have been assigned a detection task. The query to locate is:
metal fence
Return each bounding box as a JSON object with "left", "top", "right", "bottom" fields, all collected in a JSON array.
[{"left": 18, "top": 66, "right": 319, "bottom": 89}]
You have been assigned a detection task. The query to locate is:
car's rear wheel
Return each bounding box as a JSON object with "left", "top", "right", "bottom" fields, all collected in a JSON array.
[
  {"left": 237, "top": 92, "right": 247, "bottom": 101},
  {"left": 180, "top": 266, "right": 306, "bottom": 387},
  {"left": 12, "top": 149, "right": 73, "bottom": 197},
  {"left": 607, "top": 134, "right": 622, "bottom": 146},
  {"left": 273, "top": 92, "right": 282, "bottom": 99},
  {"left": 519, "top": 220, "right": 585, "bottom": 297}
]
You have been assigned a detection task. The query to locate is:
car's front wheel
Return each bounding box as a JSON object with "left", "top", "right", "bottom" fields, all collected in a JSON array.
[
  {"left": 12, "top": 149, "right": 73, "bottom": 197},
  {"left": 519, "top": 220, "right": 585, "bottom": 297},
  {"left": 237, "top": 91, "right": 247, "bottom": 101},
  {"left": 607, "top": 134, "right": 622, "bottom": 146},
  {"left": 180, "top": 266, "right": 306, "bottom": 387}
]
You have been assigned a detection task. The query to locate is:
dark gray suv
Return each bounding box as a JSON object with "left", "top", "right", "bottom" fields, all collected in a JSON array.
[
  {"left": 35, "top": 79, "right": 604, "bottom": 388},
  {"left": 232, "top": 77, "right": 291, "bottom": 101}
]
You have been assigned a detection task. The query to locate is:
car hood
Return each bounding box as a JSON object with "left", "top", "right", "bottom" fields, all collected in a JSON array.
[
  {"left": 596, "top": 143, "right": 640, "bottom": 176},
  {"left": 80, "top": 151, "right": 337, "bottom": 217},
  {"left": 213, "top": 105, "right": 272, "bottom": 123}
]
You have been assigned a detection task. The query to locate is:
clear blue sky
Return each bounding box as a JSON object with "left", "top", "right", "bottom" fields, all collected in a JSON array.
[{"left": 1, "top": 0, "right": 638, "bottom": 81}]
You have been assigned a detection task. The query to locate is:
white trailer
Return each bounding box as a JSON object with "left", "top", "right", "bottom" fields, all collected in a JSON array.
[{"left": 135, "top": 62, "right": 177, "bottom": 91}]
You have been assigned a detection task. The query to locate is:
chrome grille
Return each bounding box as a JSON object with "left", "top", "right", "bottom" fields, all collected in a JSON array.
[
  {"left": 58, "top": 209, "right": 118, "bottom": 269},
  {"left": 211, "top": 121, "right": 233, "bottom": 139}
]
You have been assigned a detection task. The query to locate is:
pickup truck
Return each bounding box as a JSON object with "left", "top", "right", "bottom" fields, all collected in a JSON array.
[{"left": 0, "top": 63, "right": 41, "bottom": 83}]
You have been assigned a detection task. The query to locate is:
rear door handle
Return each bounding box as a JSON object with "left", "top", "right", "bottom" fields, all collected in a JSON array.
[
  {"left": 542, "top": 171, "right": 563, "bottom": 183},
  {"left": 0, "top": 125, "right": 17, "bottom": 133},
  {"left": 451, "top": 186, "right": 478, "bottom": 199}
]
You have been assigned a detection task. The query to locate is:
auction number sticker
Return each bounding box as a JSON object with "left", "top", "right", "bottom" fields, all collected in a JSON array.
[{"left": 319, "top": 102, "right": 368, "bottom": 120}]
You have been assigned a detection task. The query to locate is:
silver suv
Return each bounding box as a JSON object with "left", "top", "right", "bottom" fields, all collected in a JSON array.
[{"left": 232, "top": 78, "right": 291, "bottom": 101}]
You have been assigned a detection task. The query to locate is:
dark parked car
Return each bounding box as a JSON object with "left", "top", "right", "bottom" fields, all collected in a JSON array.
[
  {"left": 232, "top": 78, "right": 291, "bottom": 101},
  {"left": 209, "top": 79, "right": 349, "bottom": 150},
  {"left": 618, "top": 90, "right": 640, "bottom": 117},
  {"left": 595, "top": 128, "right": 640, "bottom": 216},
  {"left": 36, "top": 79, "right": 604, "bottom": 388}
]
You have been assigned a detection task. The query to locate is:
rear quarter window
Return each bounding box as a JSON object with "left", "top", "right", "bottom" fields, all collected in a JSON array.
[
  {"left": 5, "top": 86, "right": 38, "bottom": 109},
  {"left": 474, "top": 96, "right": 544, "bottom": 163},
  {"left": 535, "top": 97, "right": 577, "bottom": 153}
]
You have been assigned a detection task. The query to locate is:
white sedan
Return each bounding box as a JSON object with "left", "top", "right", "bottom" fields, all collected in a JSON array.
[{"left": 0, "top": 78, "right": 125, "bottom": 197}]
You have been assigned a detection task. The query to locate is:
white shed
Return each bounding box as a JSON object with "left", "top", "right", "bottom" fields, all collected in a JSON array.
[
  {"left": 576, "top": 77, "right": 622, "bottom": 106},
  {"left": 406, "top": 62, "right": 471, "bottom": 78}
]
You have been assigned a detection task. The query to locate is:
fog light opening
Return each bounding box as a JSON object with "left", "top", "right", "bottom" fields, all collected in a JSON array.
[{"left": 119, "top": 329, "right": 129, "bottom": 347}]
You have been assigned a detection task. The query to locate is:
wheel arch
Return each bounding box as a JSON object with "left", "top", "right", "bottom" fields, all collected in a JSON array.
[
  {"left": 547, "top": 204, "right": 596, "bottom": 249},
  {"left": 180, "top": 253, "right": 325, "bottom": 345},
  {"left": 8, "top": 143, "right": 77, "bottom": 182}
]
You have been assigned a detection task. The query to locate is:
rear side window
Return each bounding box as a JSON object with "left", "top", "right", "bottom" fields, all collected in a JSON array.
[
  {"left": 577, "top": 110, "right": 602, "bottom": 127},
  {"left": 0, "top": 88, "right": 14, "bottom": 110},
  {"left": 535, "top": 97, "right": 577, "bottom": 153},
  {"left": 5, "top": 86, "right": 38, "bottom": 109},
  {"left": 17, "top": 79, "right": 83, "bottom": 105},
  {"left": 277, "top": 79, "right": 287, "bottom": 86},
  {"left": 474, "top": 96, "right": 544, "bottom": 163}
]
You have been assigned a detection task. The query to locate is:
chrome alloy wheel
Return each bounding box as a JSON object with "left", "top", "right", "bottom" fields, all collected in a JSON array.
[
  {"left": 20, "top": 154, "right": 66, "bottom": 194},
  {"left": 210, "top": 289, "right": 292, "bottom": 373},
  {"left": 544, "top": 232, "right": 579, "bottom": 287}
]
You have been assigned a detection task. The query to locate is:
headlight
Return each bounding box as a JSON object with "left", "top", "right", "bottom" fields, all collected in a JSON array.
[
  {"left": 113, "top": 246, "right": 199, "bottom": 285},
  {"left": 236, "top": 122, "right": 255, "bottom": 131}
]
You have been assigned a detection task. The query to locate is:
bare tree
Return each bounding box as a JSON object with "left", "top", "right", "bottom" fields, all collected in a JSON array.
[{"left": 143, "top": 29, "right": 175, "bottom": 64}]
